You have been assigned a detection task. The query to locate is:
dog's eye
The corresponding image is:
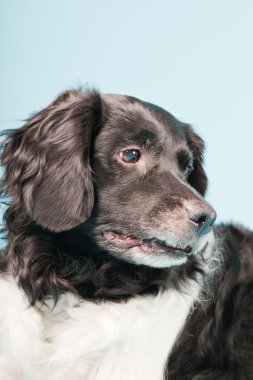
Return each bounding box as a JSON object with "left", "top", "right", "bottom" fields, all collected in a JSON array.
[
  {"left": 177, "top": 150, "right": 194, "bottom": 177},
  {"left": 119, "top": 149, "right": 141, "bottom": 163},
  {"left": 183, "top": 164, "right": 194, "bottom": 176}
]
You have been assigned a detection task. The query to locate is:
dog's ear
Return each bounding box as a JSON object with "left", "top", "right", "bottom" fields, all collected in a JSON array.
[
  {"left": 1, "top": 90, "right": 102, "bottom": 232},
  {"left": 182, "top": 123, "right": 208, "bottom": 196}
]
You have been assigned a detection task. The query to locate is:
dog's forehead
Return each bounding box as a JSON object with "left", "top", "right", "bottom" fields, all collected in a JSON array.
[{"left": 101, "top": 94, "right": 186, "bottom": 146}]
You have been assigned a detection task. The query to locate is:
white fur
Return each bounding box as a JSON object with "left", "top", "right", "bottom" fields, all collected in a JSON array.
[{"left": 0, "top": 276, "right": 201, "bottom": 380}]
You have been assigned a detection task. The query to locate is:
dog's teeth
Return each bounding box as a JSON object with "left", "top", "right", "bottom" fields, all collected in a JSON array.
[
  {"left": 107, "top": 231, "right": 116, "bottom": 240},
  {"left": 105, "top": 231, "right": 191, "bottom": 255}
]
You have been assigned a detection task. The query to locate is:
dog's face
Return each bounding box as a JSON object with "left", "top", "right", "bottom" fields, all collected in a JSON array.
[
  {"left": 91, "top": 95, "right": 216, "bottom": 267},
  {"left": 1, "top": 90, "right": 216, "bottom": 269}
]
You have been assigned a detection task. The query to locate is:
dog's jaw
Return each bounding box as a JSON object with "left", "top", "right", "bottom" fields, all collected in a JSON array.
[
  {"left": 103, "top": 230, "right": 192, "bottom": 254},
  {"left": 101, "top": 229, "right": 215, "bottom": 268}
]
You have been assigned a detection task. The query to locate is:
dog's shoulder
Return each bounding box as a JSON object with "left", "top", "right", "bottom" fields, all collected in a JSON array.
[
  {"left": 167, "top": 224, "right": 253, "bottom": 379},
  {"left": 217, "top": 223, "right": 253, "bottom": 279}
]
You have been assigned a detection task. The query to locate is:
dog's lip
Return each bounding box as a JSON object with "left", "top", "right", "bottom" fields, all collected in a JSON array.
[{"left": 103, "top": 230, "right": 192, "bottom": 255}]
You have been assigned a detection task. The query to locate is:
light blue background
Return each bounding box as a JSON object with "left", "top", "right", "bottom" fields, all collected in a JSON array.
[{"left": 0, "top": 0, "right": 252, "bottom": 232}]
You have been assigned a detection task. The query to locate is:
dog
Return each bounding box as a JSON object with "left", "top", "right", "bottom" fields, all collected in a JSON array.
[{"left": 0, "top": 89, "right": 252, "bottom": 380}]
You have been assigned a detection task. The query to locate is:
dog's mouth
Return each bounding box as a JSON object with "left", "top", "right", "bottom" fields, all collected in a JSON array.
[{"left": 103, "top": 230, "right": 192, "bottom": 255}]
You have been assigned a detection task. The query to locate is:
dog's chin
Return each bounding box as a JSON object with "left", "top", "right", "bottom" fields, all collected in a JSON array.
[{"left": 101, "top": 230, "right": 215, "bottom": 268}]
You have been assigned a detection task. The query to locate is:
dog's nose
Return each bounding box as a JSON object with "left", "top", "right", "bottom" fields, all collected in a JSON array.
[{"left": 186, "top": 201, "right": 217, "bottom": 235}]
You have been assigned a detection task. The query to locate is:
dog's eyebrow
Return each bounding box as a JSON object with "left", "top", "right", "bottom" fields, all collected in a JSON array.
[{"left": 124, "top": 129, "right": 159, "bottom": 147}]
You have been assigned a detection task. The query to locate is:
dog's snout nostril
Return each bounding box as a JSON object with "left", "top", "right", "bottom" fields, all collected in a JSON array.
[
  {"left": 186, "top": 202, "right": 217, "bottom": 235},
  {"left": 194, "top": 214, "right": 207, "bottom": 227}
]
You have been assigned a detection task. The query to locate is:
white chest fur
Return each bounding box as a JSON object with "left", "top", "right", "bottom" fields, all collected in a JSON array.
[{"left": 0, "top": 278, "right": 200, "bottom": 380}]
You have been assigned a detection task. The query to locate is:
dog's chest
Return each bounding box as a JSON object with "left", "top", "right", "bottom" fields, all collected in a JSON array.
[{"left": 0, "top": 279, "right": 200, "bottom": 380}]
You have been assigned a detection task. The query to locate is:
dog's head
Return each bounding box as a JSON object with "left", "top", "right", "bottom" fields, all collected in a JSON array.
[{"left": 1, "top": 90, "right": 216, "bottom": 269}]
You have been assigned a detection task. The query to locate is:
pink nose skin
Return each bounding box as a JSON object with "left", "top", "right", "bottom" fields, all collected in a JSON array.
[{"left": 184, "top": 200, "right": 217, "bottom": 236}]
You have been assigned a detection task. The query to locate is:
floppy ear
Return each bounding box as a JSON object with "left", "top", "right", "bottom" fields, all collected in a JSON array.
[
  {"left": 182, "top": 123, "right": 208, "bottom": 196},
  {"left": 1, "top": 90, "right": 102, "bottom": 232}
]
